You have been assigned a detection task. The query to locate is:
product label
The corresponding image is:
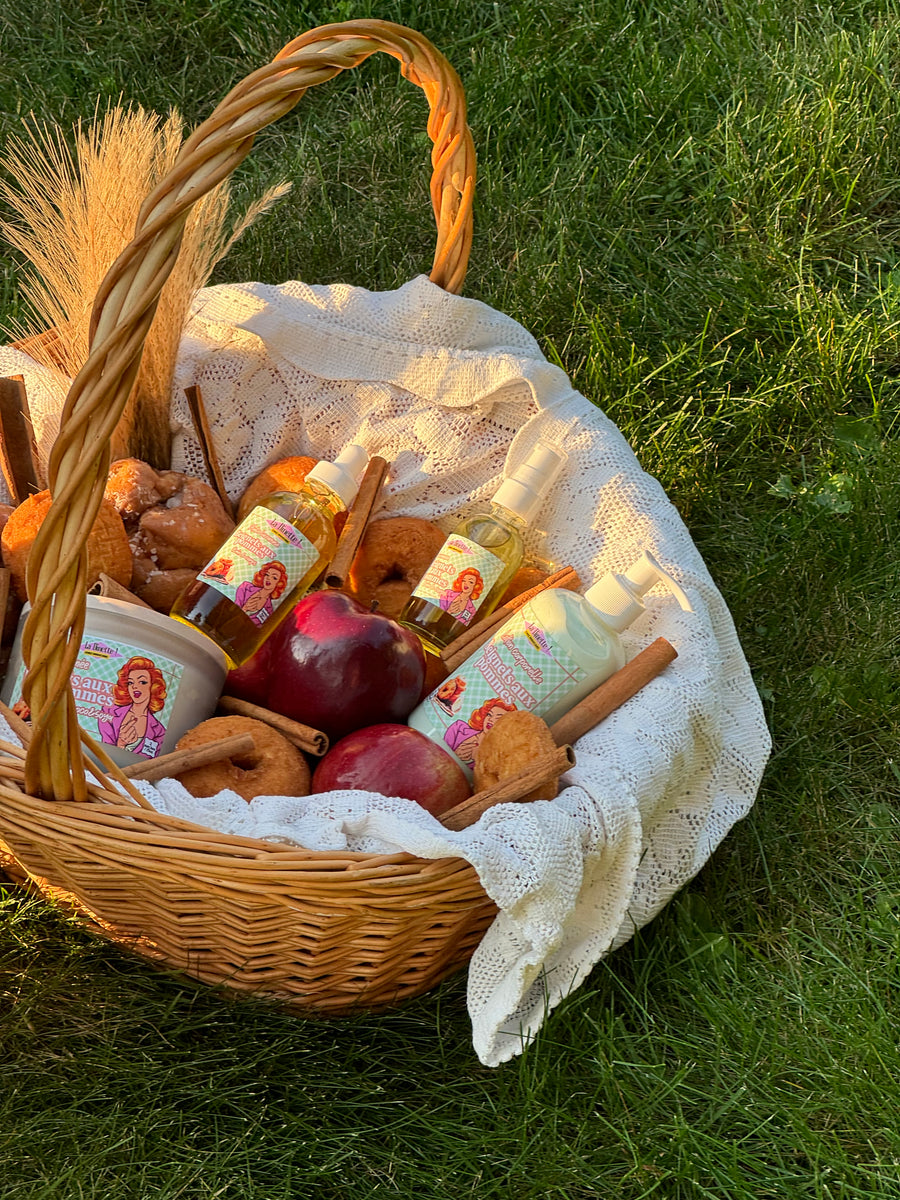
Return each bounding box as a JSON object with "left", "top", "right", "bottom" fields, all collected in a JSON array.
[
  {"left": 421, "top": 601, "right": 588, "bottom": 772},
  {"left": 411, "top": 535, "right": 506, "bottom": 627},
  {"left": 196, "top": 506, "right": 321, "bottom": 626},
  {"left": 9, "top": 637, "right": 184, "bottom": 760}
]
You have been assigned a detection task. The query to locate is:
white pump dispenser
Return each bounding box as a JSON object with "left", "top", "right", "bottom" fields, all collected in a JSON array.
[
  {"left": 582, "top": 552, "right": 693, "bottom": 631},
  {"left": 407, "top": 550, "right": 692, "bottom": 778}
]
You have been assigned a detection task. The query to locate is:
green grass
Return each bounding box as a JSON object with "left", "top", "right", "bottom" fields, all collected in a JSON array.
[{"left": 2, "top": 0, "right": 900, "bottom": 1196}]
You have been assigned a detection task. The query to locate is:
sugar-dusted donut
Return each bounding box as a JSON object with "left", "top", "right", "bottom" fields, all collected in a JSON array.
[
  {"left": 105, "top": 459, "right": 235, "bottom": 612},
  {"left": 472, "top": 709, "right": 560, "bottom": 802},
  {"left": 1, "top": 490, "right": 132, "bottom": 602},
  {"left": 345, "top": 515, "right": 446, "bottom": 620},
  {"left": 133, "top": 477, "right": 235, "bottom": 571},
  {"left": 173, "top": 715, "right": 310, "bottom": 802}
]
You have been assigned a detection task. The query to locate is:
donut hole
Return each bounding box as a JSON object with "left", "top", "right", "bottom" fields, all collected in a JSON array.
[
  {"left": 346, "top": 516, "right": 447, "bottom": 620},
  {"left": 174, "top": 715, "right": 311, "bottom": 802},
  {"left": 231, "top": 748, "right": 263, "bottom": 772}
]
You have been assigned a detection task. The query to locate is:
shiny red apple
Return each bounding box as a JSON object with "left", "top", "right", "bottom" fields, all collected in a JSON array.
[
  {"left": 225, "top": 590, "right": 426, "bottom": 742},
  {"left": 311, "top": 723, "right": 470, "bottom": 815}
]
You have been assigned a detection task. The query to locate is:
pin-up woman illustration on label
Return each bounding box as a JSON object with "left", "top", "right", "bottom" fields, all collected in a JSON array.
[
  {"left": 235, "top": 560, "right": 288, "bottom": 626},
  {"left": 443, "top": 696, "right": 517, "bottom": 765},
  {"left": 98, "top": 655, "right": 167, "bottom": 757},
  {"left": 438, "top": 567, "right": 484, "bottom": 626}
]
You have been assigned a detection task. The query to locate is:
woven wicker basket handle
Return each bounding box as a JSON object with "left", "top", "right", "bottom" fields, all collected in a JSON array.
[{"left": 20, "top": 20, "right": 476, "bottom": 801}]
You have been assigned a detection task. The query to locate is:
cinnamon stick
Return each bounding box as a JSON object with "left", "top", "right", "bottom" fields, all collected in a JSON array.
[
  {"left": 441, "top": 606, "right": 509, "bottom": 673},
  {"left": 0, "top": 375, "right": 41, "bottom": 502},
  {"left": 121, "top": 732, "right": 255, "bottom": 781},
  {"left": 184, "top": 384, "right": 235, "bottom": 521},
  {"left": 90, "top": 573, "right": 155, "bottom": 609},
  {"left": 217, "top": 694, "right": 329, "bottom": 756},
  {"left": 439, "top": 744, "right": 575, "bottom": 831},
  {"left": 500, "top": 563, "right": 581, "bottom": 615},
  {"left": 324, "top": 455, "right": 389, "bottom": 588},
  {"left": 441, "top": 563, "right": 580, "bottom": 673},
  {"left": 548, "top": 637, "right": 677, "bottom": 746}
]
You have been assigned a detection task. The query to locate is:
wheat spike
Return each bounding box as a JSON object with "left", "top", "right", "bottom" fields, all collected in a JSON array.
[{"left": 0, "top": 103, "right": 291, "bottom": 467}]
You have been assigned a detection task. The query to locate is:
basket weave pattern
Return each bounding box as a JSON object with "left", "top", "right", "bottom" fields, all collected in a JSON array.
[{"left": 0, "top": 21, "right": 494, "bottom": 1012}]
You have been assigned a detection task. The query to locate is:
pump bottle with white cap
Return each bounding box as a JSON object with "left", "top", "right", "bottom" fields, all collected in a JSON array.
[
  {"left": 399, "top": 441, "right": 567, "bottom": 654},
  {"left": 171, "top": 444, "right": 368, "bottom": 667},
  {"left": 407, "top": 550, "right": 692, "bottom": 779}
]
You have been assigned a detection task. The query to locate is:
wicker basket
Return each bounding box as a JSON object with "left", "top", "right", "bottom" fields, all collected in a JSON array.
[{"left": 0, "top": 20, "right": 499, "bottom": 1013}]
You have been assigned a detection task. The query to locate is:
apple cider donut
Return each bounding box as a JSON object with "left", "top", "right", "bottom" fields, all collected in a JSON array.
[
  {"left": 345, "top": 515, "right": 446, "bottom": 619},
  {"left": 1, "top": 490, "right": 132, "bottom": 602},
  {"left": 498, "top": 564, "right": 549, "bottom": 606},
  {"left": 173, "top": 715, "right": 310, "bottom": 802}
]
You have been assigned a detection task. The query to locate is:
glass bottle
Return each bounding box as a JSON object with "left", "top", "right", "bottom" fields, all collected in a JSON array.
[
  {"left": 399, "top": 441, "right": 567, "bottom": 655},
  {"left": 170, "top": 445, "right": 368, "bottom": 667}
]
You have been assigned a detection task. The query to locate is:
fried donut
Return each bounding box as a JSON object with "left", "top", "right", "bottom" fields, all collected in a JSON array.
[
  {"left": 345, "top": 515, "right": 446, "bottom": 620},
  {"left": 133, "top": 477, "right": 235, "bottom": 571},
  {"left": 473, "top": 709, "right": 560, "bottom": 802},
  {"left": 105, "top": 457, "right": 182, "bottom": 518},
  {"left": 105, "top": 459, "right": 235, "bottom": 612},
  {"left": 1, "top": 490, "right": 132, "bottom": 602},
  {"left": 173, "top": 715, "right": 310, "bottom": 802},
  {"left": 129, "top": 564, "right": 198, "bottom": 614},
  {"left": 237, "top": 455, "right": 318, "bottom": 522}
]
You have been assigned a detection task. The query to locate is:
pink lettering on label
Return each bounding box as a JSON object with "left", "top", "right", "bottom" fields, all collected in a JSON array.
[
  {"left": 231, "top": 529, "right": 273, "bottom": 561},
  {"left": 477, "top": 644, "right": 536, "bottom": 708},
  {"left": 499, "top": 632, "right": 544, "bottom": 685}
]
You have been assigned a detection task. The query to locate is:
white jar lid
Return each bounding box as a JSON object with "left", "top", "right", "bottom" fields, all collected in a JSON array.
[{"left": 18, "top": 594, "right": 229, "bottom": 674}]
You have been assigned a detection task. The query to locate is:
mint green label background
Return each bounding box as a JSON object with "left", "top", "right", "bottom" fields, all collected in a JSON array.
[
  {"left": 196, "top": 506, "right": 320, "bottom": 620},
  {"left": 11, "top": 636, "right": 184, "bottom": 760},
  {"left": 411, "top": 534, "right": 505, "bottom": 624},
  {"left": 423, "top": 601, "right": 588, "bottom": 765}
]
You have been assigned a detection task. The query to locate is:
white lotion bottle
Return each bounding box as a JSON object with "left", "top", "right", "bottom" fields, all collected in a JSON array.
[{"left": 407, "top": 551, "right": 693, "bottom": 778}]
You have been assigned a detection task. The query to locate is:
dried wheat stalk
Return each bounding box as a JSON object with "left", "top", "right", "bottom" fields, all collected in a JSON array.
[{"left": 0, "top": 104, "right": 290, "bottom": 467}]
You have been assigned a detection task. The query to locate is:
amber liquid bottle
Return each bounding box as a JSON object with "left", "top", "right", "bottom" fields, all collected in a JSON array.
[
  {"left": 170, "top": 445, "right": 367, "bottom": 667},
  {"left": 399, "top": 441, "right": 567, "bottom": 655}
]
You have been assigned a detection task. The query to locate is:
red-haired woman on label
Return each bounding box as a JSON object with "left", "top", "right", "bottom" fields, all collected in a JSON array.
[
  {"left": 235, "top": 560, "right": 288, "bottom": 626},
  {"left": 98, "top": 655, "right": 168, "bottom": 757},
  {"left": 438, "top": 566, "right": 484, "bottom": 625},
  {"left": 442, "top": 696, "right": 517, "bottom": 765}
]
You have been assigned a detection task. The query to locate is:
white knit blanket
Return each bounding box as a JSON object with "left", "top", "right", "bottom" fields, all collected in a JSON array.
[{"left": 0, "top": 275, "right": 771, "bottom": 1065}]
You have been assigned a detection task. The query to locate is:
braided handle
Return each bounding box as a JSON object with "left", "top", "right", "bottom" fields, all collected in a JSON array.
[{"left": 20, "top": 21, "right": 476, "bottom": 800}]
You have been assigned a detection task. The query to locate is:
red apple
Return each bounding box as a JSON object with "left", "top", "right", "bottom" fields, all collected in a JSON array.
[
  {"left": 226, "top": 640, "right": 271, "bottom": 708},
  {"left": 226, "top": 590, "right": 426, "bottom": 742},
  {"left": 311, "top": 723, "right": 470, "bottom": 815}
]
